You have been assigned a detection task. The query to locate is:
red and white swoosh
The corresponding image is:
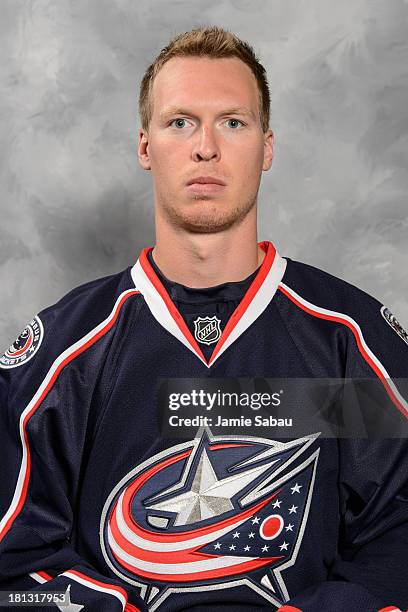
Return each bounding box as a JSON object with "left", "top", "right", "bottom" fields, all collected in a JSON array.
[{"left": 107, "top": 448, "right": 281, "bottom": 582}]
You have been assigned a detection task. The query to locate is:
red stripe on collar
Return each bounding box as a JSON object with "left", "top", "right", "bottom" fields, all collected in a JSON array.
[{"left": 138, "top": 242, "right": 276, "bottom": 367}]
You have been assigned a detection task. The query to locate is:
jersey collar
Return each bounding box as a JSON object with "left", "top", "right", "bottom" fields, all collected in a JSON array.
[{"left": 131, "top": 241, "right": 287, "bottom": 368}]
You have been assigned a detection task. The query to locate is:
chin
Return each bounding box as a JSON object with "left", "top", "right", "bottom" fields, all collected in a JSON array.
[
  {"left": 179, "top": 210, "right": 250, "bottom": 234},
  {"left": 160, "top": 195, "right": 256, "bottom": 233},
  {"left": 182, "top": 220, "right": 233, "bottom": 234}
]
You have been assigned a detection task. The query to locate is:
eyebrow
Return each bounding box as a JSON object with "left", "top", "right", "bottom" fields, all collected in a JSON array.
[{"left": 159, "top": 106, "right": 257, "bottom": 121}]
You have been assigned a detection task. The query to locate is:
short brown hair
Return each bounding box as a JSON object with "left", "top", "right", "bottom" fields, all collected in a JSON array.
[{"left": 139, "top": 26, "right": 271, "bottom": 133}]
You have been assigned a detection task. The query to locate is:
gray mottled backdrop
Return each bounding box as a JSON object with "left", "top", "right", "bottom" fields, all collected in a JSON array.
[{"left": 0, "top": 0, "right": 407, "bottom": 347}]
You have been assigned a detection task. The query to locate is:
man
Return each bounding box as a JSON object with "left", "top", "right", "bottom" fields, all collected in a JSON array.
[{"left": 0, "top": 26, "right": 407, "bottom": 612}]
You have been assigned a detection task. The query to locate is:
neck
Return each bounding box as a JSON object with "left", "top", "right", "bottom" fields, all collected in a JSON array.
[{"left": 152, "top": 208, "right": 264, "bottom": 288}]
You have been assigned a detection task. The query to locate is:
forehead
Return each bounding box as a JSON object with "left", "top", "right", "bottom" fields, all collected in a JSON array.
[{"left": 151, "top": 56, "right": 259, "bottom": 115}]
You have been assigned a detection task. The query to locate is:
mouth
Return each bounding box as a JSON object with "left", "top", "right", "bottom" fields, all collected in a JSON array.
[
  {"left": 186, "top": 183, "right": 226, "bottom": 195},
  {"left": 186, "top": 176, "right": 226, "bottom": 195},
  {"left": 187, "top": 176, "right": 226, "bottom": 186}
]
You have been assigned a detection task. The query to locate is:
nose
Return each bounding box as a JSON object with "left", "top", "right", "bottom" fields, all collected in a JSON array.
[{"left": 192, "top": 125, "right": 221, "bottom": 162}]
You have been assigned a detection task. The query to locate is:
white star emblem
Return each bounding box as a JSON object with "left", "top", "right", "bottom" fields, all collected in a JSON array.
[
  {"left": 244, "top": 545, "right": 251, "bottom": 551},
  {"left": 214, "top": 542, "right": 221, "bottom": 549},
  {"left": 272, "top": 499, "right": 282, "bottom": 508},
  {"left": 248, "top": 532, "right": 255, "bottom": 538},
  {"left": 261, "top": 545, "right": 269, "bottom": 552},
  {"left": 251, "top": 516, "right": 260, "bottom": 524},
  {"left": 229, "top": 544, "right": 236, "bottom": 551},
  {"left": 285, "top": 523, "right": 294, "bottom": 531},
  {"left": 233, "top": 531, "right": 240, "bottom": 538},
  {"left": 56, "top": 586, "right": 84, "bottom": 612},
  {"left": 288, "top": 505, "right": 298, "bottom": 514},
  {"left": 279, "top": 541, "right": 289, "bottom": 551},
  {"left": 147, "top": 447, "right": 276, "bottom": 526},
  {"left": 290, "top": 483, "right": 302, "bottom": 494}
]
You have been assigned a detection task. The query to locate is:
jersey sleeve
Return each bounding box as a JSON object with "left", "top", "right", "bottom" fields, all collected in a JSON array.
[
  {"left": 0, "top": 289, "right": 145, "bottom": 611},
  {"left": 281, "top": 298, "right": 408, "bottom": 611}
]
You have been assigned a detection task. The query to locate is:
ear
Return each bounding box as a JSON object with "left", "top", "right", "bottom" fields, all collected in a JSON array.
[
  {"left": 262, "top": 129, "right": 274, "bottom": 171},
  {"left": 138, "top": 129, "right": 151, "bottom": 170}
]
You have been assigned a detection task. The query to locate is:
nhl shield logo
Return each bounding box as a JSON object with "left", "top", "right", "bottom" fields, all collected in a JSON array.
[{"left": 193, "top": 316, "right": 221, "bottom": 345}]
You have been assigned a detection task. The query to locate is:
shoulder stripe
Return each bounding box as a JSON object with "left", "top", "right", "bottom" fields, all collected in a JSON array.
[
  {"left": 0, "top": 289, "right": 139, "bottom": 542},
  {"left": 279, "top": 282, "right": 408, "bottom": 419}
]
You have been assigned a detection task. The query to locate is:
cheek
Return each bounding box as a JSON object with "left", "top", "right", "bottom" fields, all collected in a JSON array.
[
  {"left": 150, "top": 138, "right": 185, "bottom": 175},
  {"left": 150, "top": 148, "right": 179, "bottom": 180},
  {"left": 226, "top": 134, "right": 264, "bottom": 161},
  {"left": 233, "top": 143, "right": 264, "bottom": 182}
]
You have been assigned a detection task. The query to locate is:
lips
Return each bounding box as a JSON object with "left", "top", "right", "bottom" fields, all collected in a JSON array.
[{"left": 187, "top": 176, "right": 226, "bottom": 186}]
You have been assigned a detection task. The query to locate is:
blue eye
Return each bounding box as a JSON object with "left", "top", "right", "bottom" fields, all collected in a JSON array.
[
  {"left": 170, "top": 118, "right": 189, "bottom": 129},
  {"left": 226, "top": 119, "right": 244, "bottom": 128}
]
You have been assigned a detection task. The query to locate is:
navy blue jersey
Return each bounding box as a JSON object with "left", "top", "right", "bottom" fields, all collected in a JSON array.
[{"left": 0, "top": 241, "right": 407, "bottom": 612}]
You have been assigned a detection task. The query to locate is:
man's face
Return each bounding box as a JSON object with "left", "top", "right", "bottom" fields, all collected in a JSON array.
[{"left": 138, "top": 56, "right": 273, "bottom": 233}]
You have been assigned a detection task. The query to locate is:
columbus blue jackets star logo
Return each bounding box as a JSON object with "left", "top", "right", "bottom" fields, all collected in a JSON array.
[{"left": 100, "top": 429, "right": 320, "bottom": 610}]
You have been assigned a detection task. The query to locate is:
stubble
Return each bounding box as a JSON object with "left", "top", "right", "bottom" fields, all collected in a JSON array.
[{"left": 157, "top": 191, "right": 258, "bottom": 234}]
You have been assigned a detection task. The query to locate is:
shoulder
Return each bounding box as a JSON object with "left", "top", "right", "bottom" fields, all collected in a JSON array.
[
  {"left": 0, "top": 267, "right": 140, "bottom": 375},
  {"left": 280, "top": 257, "right": 383, "bottom": 317},
  {"left": 39, "top": 267, "right": 140, "bottom": 335},
  {"left": 279, "top": 256, "right": 408, "bottom": 378}
]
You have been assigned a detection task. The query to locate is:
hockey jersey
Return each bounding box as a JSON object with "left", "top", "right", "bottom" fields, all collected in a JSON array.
[{"left": 0, "top": 240, "right": 407, "bottom": 612}]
